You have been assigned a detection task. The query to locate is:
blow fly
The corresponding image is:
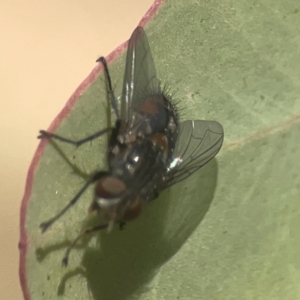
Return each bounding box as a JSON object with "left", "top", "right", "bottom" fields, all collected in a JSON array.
[{"left": 38, "top": 26, "right": 224, "bottom": 266}]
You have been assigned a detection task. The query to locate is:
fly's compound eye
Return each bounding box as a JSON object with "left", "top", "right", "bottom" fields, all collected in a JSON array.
[
  {"left": 95, "top": 176, "right": 126, "bottom": 201},
  {"left": 93, "top": 176, "right": 127, "bottom": 223},
  {"left": 93, "top": 176, "right": 143, "bottom": 222}
]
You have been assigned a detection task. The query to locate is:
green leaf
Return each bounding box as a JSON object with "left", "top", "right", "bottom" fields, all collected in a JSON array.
[{"left": 20, "top": 0, "right": 300, "bottom": 299}]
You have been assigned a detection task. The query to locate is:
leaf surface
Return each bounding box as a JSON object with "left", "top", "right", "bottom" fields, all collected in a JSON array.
[{"left": 20, "top": 0, "right": 300, "bottom": 299}]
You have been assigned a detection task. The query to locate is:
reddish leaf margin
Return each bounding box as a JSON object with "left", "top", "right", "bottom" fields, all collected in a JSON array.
[{"left": 18, "top": 1, "right": 164, "bottom": 299}]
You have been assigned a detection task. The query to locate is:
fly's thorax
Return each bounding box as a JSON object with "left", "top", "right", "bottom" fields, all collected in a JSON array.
[
  {"left": 109, "top": 140, "right": 145, "bottom": 179},
  {"left": 91, "top": 175, "right": 144, "bottom": 223},
  {"left": 138, "top": 95, "right": 168, "bottom": 133},
  {"left": 150, "top": 133, "right": 169, "bottom": 160},
  {"left": 117, "top": 93, "right": 179, "bottom": 147},
  {"left": 139, "top": 94, "right": 179, "bottom": 150}
]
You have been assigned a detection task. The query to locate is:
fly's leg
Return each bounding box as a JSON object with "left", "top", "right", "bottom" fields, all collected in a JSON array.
[
  {"left": 38, "top": 127, "right": 111, "bottom": 147},
  {"left": 96, "top": 56, "right": 119, "bottom": 118},
  {"left": 38, "top": 57, "right": 117, "bottom": 145},
  {"left": 39, "top": 171, "right": 107, "bottom": 233},
  {"left": 62, "top": 224, "right": 108, "bottom": 267}
]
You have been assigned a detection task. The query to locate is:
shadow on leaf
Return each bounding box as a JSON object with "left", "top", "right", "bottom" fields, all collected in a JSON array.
[{"left": 45, "top": 159, "right": 219, "bottom": 300}]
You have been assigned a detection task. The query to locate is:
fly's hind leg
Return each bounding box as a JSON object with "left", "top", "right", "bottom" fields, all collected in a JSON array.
[
  {"left": 38, "top": 57, "right": 117, "bottom": 146},
  {"left": 96, "top": 56, "right": 119, "bottom": 119}
]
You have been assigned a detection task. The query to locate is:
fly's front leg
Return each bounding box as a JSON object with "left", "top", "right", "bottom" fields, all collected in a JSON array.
[
  {"left": 38, "top": 127, "right": 111, "bottom": 147},
  {"left": 62, "top": 224, "right": 109, "bottom": 267},
  {"left": 39, "top": 171, "right": 108, "bottom": 233}
]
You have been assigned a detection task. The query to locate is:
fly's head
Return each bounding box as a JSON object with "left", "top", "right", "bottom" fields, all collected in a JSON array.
[{"left": 90, "top": 175, "right": 143, "bottom": 231}]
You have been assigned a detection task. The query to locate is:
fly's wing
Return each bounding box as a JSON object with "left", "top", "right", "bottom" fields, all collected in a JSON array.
[
  {"left": 163, "top": 120, "right": 224, "bottom": 188},
  {"left": 121, "top": 26, "right": 161, "bottom": 123}
]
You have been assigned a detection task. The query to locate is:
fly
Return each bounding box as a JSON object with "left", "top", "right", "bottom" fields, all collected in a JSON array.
[{"left": 38, "top": 26, "right": 224, "bottom": 266}]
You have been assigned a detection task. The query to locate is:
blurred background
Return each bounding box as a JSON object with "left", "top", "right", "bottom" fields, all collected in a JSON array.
[{"left": 0, "top": 0, "right": 153, "bottom": 298}]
